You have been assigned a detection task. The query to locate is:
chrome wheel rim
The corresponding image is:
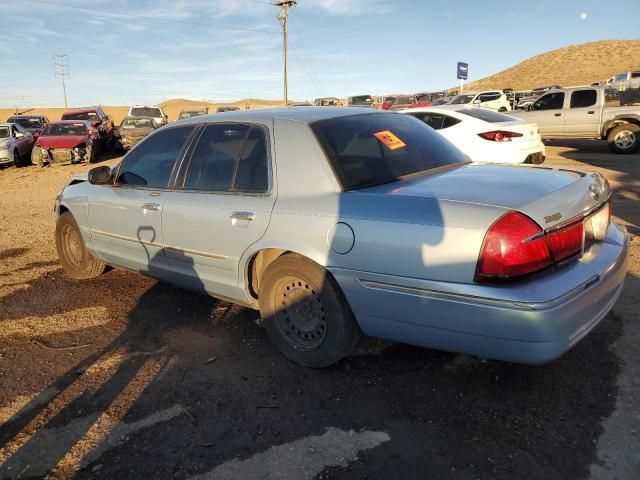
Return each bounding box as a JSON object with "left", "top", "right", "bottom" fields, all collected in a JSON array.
[
  {"left": 62, "top": 223, "right": 83, "bottom": 267},
  {"left": 273, "top": 276, "right": 327, "bottom": 350},
  {"left": 614, "top": 130, "right": 635, "bottom": 149}
]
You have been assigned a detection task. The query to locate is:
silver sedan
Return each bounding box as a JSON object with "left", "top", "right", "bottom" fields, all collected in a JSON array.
[{"left": 54, "top": 108, "right": 629, "bottom": 367}]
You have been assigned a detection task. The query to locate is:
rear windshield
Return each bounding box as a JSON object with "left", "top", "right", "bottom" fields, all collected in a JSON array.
[
  {"left": 311, "top": 113, "right": 467, "bottom": 190},
  {"left": 63, "top": 112, "right": 98, "bottom": 122},
  {"left": 121, "top": 118, "right": 154, "bottom": 129},
  {"left": 9, "top": 117, "right": 43, "bottom": 128},
  {"left": 179, "top": 111, "right": 206, "bottom": 119},
  {"left": 0, "top": 127, "right": 9, "bottom": 138},
  {"left": 131, "top": 107, "right": 163, "bottom": 117},
  {"left": 456, "top": 108, "right": 515, "bottom": 123},
  {"left": 349, "top": 96, "right": 373, "bottom": 105},
  {"left": 448, "top": 94, "right": 475, "bottom": 105},
  {"left": 43, "top": 123, "right": 87, "bottom": 136}
]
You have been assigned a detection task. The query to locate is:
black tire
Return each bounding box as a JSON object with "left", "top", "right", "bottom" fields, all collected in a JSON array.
[
  {"left": 56, "top": 212, "right": 106, "bottom": 280},
  {"left": 498, "top": 107, "right": 507, "bottom": 112},
  {"left": 13, "top": 149, "right": 21, "bottom": 167},
  {"left": 607, "top": 124, "right": 640, "bottom": 154},
  {"left": 259, "top": 253, "right": 361, "bottom": 367}
]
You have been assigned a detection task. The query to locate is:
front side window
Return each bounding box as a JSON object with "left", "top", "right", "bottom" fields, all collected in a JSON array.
[
  {"left": 183, "top": 124, "right": 269, "bottom": 193},
  {"left": 570, "top": 90, "right": 597, "bottom": 108},
  {"left": 116, "top": 126, "right": 194, "bottom": 188},
  {"left": 532, "top": 92, "right": 565, "bottom": 110},
  {"left": 312, "top": 113, "right": 467, "bottom": 190}
]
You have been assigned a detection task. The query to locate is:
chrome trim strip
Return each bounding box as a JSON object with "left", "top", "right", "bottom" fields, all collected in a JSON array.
[
  {"left": 89, "top": 229, "right": 228, "bottom": 260},
  {"left": 90, "top": 228, "right": 163, "bottom": 248},
  {"left": 360, "top": 275, "right": 601, "bottom": 311},
  {"left": 164, "top": 245, "right": 227, "bottom": 260},
  {"left": 544, "top": 193, "right": 611, "bottom": 234}
]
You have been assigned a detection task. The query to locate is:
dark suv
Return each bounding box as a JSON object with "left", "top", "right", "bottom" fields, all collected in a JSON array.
[{"left": 61, "top": 106, "right": 115, "bottom": 150}]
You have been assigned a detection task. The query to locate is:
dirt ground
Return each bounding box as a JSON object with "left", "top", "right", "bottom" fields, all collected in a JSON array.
[{"left": 0, "top": 139, "right": 638, "bottom": 480}]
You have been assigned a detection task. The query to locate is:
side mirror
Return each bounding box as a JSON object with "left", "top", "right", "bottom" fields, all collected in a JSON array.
[
  {"left": 15, "top": 132, "right": 24, "bottom": 138},
  {"left": 88, "top": 166, "right": 112, "bottom": 185},
  {"left": 472, "top": 99, "right": 481, "bottom": 104}
]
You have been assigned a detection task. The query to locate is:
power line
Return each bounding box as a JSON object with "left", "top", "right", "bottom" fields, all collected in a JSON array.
[
  {"left": 290, "top": 18, "right": 325, "bottom": 98},
  {"left": 52, "top": 52, "right": 70, "bottom": 108},
  {"left": 22, "top": 0, "right": 280, "bottom": 35}
]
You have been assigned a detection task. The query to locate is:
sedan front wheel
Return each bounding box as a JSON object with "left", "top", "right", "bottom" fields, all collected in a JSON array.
[
  {"left": 56, "top": 212, "right": 106, "bottom": 279},
  {"left": 259, "top": 253, "right": 361, "bottom": 367}
]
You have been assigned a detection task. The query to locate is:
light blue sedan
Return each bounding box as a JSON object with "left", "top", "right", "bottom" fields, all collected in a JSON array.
[{"left": 54, "top": 108, "right": 629, "bottom": 367}]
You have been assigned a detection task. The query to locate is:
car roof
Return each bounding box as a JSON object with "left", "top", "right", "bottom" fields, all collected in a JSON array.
[
  {"left": 122, "top": 116, "right": 157, "bottom": 120},
  {"left": 7, "top": 115, "right": 45, "bottom": 119},
  {"left": 173, "top": 106, "right": 386, "bottom": 126},
  {"left": 48, "top": 120, "right": 92, "bottom": 125},
  {"left": 63, "top": 107, "right": 100, "bottom": 114}
]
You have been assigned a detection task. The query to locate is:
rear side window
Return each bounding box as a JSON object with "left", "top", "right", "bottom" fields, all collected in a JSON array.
[
  {"left": 532, "top": 92, "right": 565, "bottom": 110},
  {"left": 570, "top": 90, "right": 597, "bottom": 108},
  {"left": 183, "top": 124, "right": 269, "bottom": 193},
  {"left": 456, "top": 108, "right": 514, "bottom": 123},
  {"left": 477, "top": 93, "right": 501, "bottom": 102},
  {"left": 312, "top": 113, "right": 467, "bottom": 190},
  {"left": 410, "top": 113, "right": 445, "bottom": 130},
  {"left": 116, "top": 126, "right": 194, "bottom": 188}
]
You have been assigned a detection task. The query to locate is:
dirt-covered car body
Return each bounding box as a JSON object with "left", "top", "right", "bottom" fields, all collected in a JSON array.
[
  {"left": 61, "top": 106, "right": 114, "bottom": 150},
  {"left": 55, "top": 108, "right": 629, "bottom": 366},
  {"left": 116, "top": 116, "right": 159, "bottom": 151},
  {"left": 33, "top": 120, "right": 98, "bottom": 165}
]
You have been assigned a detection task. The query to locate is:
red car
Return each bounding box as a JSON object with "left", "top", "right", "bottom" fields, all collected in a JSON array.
[
  {"left": 31, "top": 120, "right": 99, "bottom": 166},
  {"left": 61, "top": 106, "right": 115, "bottom": 150}
]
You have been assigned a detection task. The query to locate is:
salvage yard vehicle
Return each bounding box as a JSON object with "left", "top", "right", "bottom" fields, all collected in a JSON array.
[
  {"left": 347, "top": 95, "right": 374, "bottom": 107},
  {"left": 314, "top": 97, "right": 340, "bottom": 106},
  {"left": 216, "top": 106, "right": 240, "bottom": 113},
  {"left": 512, "top": 86, "right": 640, "bottom": 153},
  {"left": 6, "top": 115, "right": 49, "bottom": 140},
  {"left": 54, "top": 108, "right": 629, "bottom": 367},
  {"left": 178, "top": 108, "right": 208, "bottom": 120},
  {"left": 32, "top": 120, "right": 99, "bottom": 166},
  {"left": 605, "top": 71, "right": 640, "bottom": 90},
  {"left": 128, "top": 105, "right": 168, "bottom": 126},
  {"left": 116, "top": 116, "right": 159, "bottom": 151},
  {"left": 0, "top": 123, "right": 34, "bottom": 167},
  {"left": 448, "top": 90, "right": 512, "bottom": 112},
  {"left": 61, "top": 106, "right": 115, "bottom": 151},
  {"left": 403, "top": 106, "right": 545, "bottom": 164}
]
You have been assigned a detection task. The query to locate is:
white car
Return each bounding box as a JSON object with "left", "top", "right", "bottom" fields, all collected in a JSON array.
[
  {"left": 447, "top": 90, "right": 512, "bottom": 112},
  {"left": 402, "top": 105, "right": 545, "bottom": 164},
  {"left": 127, "top": 105, "right": 168, "bottom": 126},
  {"left": 0, "top": 123, "right": 34, "bottom": 167}
]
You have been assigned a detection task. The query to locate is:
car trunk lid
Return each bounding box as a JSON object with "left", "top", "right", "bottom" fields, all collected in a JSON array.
[{"left": 360, "top": 164, "right": 610, "bottom": 230}]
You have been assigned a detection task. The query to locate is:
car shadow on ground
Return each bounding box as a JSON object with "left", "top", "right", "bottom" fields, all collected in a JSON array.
[{"left": 0, "top": 264, "right": 628, "bottom": 479}]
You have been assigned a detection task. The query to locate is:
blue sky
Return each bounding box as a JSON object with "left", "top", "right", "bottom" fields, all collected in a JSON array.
[{"left": 0, "top": 0, "right": 638, "bottom": 107}]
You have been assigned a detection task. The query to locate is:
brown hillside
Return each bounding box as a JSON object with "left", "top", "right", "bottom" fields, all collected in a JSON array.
[{"left": 463, "top": 40, "right": 640, "bottom": 91}]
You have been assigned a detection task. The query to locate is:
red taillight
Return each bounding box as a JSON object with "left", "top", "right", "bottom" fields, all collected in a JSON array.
[
  {"left": 546, "top": 222, "right": 584, "bottom": 262},
  {"left": 478, "top": 130, "right": 523, "bottom": 142},
  {"left": 381, "top": 102, "right": 392, "bottom": 110},
  {"left": 476, "top": 211, "right": 553, "bottom": 281}
]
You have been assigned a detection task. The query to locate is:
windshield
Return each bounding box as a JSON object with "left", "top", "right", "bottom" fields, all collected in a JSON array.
[
  {"left": 448, "top": 94, "right": 475, "bottom": 105},
  {"left": 349, "top": 96, "right": 372, "bottom": 105},
  {"left": 311, "top": 113, "right": 467, "bottom": 190},
  {"left": 179, "top": 111, "right": 206, "bottom": 119},
  {"left": 0, "top": 127, "right": 9, "bottom": 139},
  {"left": 63, "top": 112, "right": 98, "bottom": 122},
  {"left": 42, "top": 123, "right": 87, "bottom": 136},
  {"left": 9, "top": 117, "right": 43, "bottom": 129},
  {"left": 131, "top": 107, "right": 163, "bottom": 117},
  {"left": 121, "top": 118, "right": 154, "bottom": 129}
]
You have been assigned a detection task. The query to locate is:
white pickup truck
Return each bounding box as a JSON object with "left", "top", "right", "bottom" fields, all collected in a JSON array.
[{"left": 512, "top": 86, "right": 640, "bottom": 154}]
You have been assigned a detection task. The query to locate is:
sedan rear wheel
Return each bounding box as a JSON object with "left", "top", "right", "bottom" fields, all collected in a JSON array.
[
  {"left": 56, "top": 212, "right": 106, "bottom": 279},
  {"left": 13, "top": 149, "right": 21, "bottom": 167},
  {"left": 259, "top": 253, "right": 361, "bottom": 367}
]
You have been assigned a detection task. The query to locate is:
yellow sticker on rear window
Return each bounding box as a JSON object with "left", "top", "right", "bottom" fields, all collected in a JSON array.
[{"left": 373, "top": 130, "right": 406, "bottom": 150}]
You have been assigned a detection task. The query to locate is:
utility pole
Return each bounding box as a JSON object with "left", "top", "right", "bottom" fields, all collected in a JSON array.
[
  {"left": 275, "top": 1, "right": 296, "bottom": 106},
  {"left": 53, "top": 52, "right": 70, "bottom": 108}
]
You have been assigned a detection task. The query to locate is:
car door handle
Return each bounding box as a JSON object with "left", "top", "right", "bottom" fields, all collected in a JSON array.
[
  {"left": 141, "top": 203, "right": 161, "bottom": 211},
  {"left": 587, "top": 111, "right": 595, "bottom": 114},
  {"left": 230, "top": 211, "right": 255, "bottom": 221},
  {"left": 554, "top": 113, "right": 562, "bottom": 117}
]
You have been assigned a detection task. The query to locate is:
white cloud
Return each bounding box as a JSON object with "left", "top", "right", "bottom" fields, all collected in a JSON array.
[{"left": 301, "top": 0, "right": 390, "bottom": 15}]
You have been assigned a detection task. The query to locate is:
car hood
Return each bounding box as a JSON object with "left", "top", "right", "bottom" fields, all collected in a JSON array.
[
  {"left": 119, "top": 127, "right": 153, "bottom": 138},
  {"left": 37, "top": 135, "right": 88, "bottom": 148},
  {"left": 360, "top": 164, "right": 609, "bottom": 230}
]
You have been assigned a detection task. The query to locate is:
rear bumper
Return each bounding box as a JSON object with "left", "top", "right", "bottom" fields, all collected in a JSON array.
[{"left": 330, "top": 222, "right": 629, "bottom": 364}]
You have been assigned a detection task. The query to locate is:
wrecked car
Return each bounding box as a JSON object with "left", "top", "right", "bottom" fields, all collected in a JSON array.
[
  {"left": 31, "top": 120, "right": 99, "bottom": 166},
  {"left": 116, "top": 116, "right": 159, "bottom": 151},
  {"left": 6, "top": 115, "right": 49, "bottom": 140},
  {"left": 178, "top": 109, "right": 208, "bottom": 120},
  {"left": 61, "top": 106, "right": 115, "bottom": 150}
]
